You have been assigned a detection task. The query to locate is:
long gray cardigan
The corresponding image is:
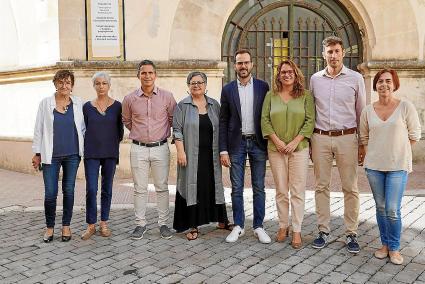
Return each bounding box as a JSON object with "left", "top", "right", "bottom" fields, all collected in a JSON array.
[{"left": 172, "top": 95, "right": 225, "bottom": 206}]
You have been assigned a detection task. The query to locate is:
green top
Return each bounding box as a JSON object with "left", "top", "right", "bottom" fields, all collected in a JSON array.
[{"left": 261, "top": 90, "right": 315, "bottom": 152}]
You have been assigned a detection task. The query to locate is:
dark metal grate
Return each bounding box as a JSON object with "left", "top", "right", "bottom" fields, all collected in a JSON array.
[{"left": 222, "top": 0, "right": 363, "bottom": 88}]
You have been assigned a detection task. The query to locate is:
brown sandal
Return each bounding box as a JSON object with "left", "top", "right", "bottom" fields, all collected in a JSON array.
[
  {"left": 275, "top": 227, "right": 289, "bottom": 242},
  {"left": 216, "top": 222, "right": 235, "bottom": 231},
  {"left": 186, "top": 228, "right": 199, "bottom": 241},
  {"left": 291, "top": 231, "right": 303, "bottom": 249},
  {"left": 81, "top": 226, "right": 96, "bottom": 240},
  {"left": 99, "top": 225, "right": 111, "bottom": 237}
]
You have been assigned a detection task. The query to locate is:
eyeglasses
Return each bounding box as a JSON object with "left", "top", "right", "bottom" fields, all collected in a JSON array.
[
  {"left": 280, "top": 70, "right": 295, "bottom": 76},
  {"left": 235, "top": 61, "right": 251, "bottom": 67},
  {"left": 189, "top": 81, "right": 205, "bottom": 86}
]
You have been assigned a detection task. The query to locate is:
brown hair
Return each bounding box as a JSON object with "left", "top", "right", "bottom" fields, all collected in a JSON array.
[
  {"left": 53, "top": 70, "right": 75, "bottom": 87},
  {"left": 373, "top": 68, "right": 400, "bottom": 91},
  {"left": 234, "top": 49, "right": 252, "bottom": 62},
  {"left": 273, "top": 60, "right": 305, "bottom": 98},
  {"left": 322, "top": 35, "right": 344, "bottom": 50}
]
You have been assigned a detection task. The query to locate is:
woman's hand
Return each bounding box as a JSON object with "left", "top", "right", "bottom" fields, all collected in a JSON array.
[
  {"left": 283, "top": 135, "right": 304, "bottom": 154},
  {"left": 269, "top": 134, "right": 286, "bottom": 153},
  {"left": 32, "top": 155, "right": 41, "bottom": 170},
  {"left": 177, "top": 150, "right": 187, "bottom": 167}
]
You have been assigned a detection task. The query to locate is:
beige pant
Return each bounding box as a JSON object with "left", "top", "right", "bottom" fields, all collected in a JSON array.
[
  {"left": 311, "top": 133, "right": 359, "bottom": 235},
  {"left": 269, "top": 148, "right": 309, "bottom": 232},
  {"left": 130, "top": 143, "right": 170, "bottom": 227}
]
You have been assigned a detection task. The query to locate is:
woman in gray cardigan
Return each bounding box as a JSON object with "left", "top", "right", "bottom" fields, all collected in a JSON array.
[{"left": 172, "top": 71, "right": 232, "bottom": 240}]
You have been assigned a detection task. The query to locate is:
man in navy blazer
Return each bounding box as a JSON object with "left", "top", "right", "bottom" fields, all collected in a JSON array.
[{"left": 219, "top": 49, "right": 271, "bottom": 244}]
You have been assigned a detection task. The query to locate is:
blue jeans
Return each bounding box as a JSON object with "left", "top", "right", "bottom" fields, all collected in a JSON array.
[
  {"left": 42, "top": 154, "right": 80, "bottom": 228},
  {"left": 230, "top": 137, "right": 267, "bottom": 229},
  {"left": 365, "top": 168, "right": 408, "bottom": 251},
  {"left": 84, "top": 158, "right": 117, "bottom": 224}
]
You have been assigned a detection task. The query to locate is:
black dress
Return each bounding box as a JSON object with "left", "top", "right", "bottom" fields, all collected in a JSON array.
[{"left": 173, "top": 113, "right": 229, "bottom": 232}]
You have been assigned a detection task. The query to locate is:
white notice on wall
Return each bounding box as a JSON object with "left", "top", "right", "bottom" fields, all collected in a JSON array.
[{"left": 91, "top": 0, "right": 121, "bottom": 57}]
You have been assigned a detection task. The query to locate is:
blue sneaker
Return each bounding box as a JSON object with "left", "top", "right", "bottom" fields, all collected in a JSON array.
[
  {"left": 312, "top": 231, "right": 329, "bottom": 249},
  {"left": 346, "top": 234, "right": 360, "bottom": 253}
]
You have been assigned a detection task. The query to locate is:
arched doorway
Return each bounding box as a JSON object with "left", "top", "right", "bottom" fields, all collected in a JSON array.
[{"left": 222, "top": 0, "right": 363, "bottom": 87}]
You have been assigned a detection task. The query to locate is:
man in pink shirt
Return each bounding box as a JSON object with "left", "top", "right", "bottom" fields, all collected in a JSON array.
[
  {"left": 122, "top": 60, "right": 177, "bottom": 240},
  {"left": 309, "top": 36, "right": 366, "bottom": 253}
]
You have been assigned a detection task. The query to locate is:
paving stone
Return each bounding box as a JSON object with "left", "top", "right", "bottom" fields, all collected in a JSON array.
[
  {"left": 345, "top": 271, "right": 371, "bottom": 284},
  {"left": 274, "top": 272, "right": 300, "bottom": 283},
  {"left": 157, "top": 273, "right": 185, "bottom": 284},
  {"left": 290, "top": 262, "right": 314, "bottom": 275},
  {"left": 321, "top": 271, "right": 348, "bottom": 283},
  {"left": 370, "top": 271, "right": 394, "bottom": 284},
  {"left": 226, "top": 272, "right": 255, "bottom": 284},
  {"left": 203, "top": 273, "right": 231, "bottom": 284},
  {"left": 0, "top": 196, "right": 424, "bottom": 284},
  {"left": 312, "top": 263, "right": 337, "bottom": 275},
  {"left": 179, "top": 273, "right": 208, "bottom": 284},
  {"left": 298, "top": 272, "right": 323, "bottom": 283}
]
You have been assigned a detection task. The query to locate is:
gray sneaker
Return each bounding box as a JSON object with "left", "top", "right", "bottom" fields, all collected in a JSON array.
[
  {"left": 130, "top": 226, "right": 147, "bottom": 240},
  {"left": 160, "top": 225, "right": 173, "bottom": 239}
]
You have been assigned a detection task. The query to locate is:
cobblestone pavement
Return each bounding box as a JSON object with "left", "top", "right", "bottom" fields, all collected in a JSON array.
[{"left": 1, "top": 189, "right": 424, "bottom": 284}]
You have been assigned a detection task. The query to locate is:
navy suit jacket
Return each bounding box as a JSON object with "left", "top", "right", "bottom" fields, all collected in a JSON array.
[{"left": 219, "top": 78, "right": 270, "bottom": 155}]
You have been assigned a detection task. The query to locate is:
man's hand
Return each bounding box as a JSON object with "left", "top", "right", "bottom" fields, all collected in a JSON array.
[
  {"left": 220, "top": 153, "right": 231, "bottom": 167},
  {"left": 358, "top": 145, "right": 366, "bottom": 166},
  {"left": 32, "top": 155, "right": 41, "bottom": 170}
]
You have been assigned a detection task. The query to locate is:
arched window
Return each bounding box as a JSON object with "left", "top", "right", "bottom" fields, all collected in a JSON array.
[{"left": 222, "top": 0, "right": 363, "bottom": 87}]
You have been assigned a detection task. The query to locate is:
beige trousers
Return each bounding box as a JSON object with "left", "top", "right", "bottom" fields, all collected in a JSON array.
[
  {"left": 311, "top": 133, "right": 359, "bottom": 235},
  {"left": 268, "top": 148, "right": 309, "bottom": 232},
  {"left": 130, "top": 143, "right": 170, "bottom": 227}
]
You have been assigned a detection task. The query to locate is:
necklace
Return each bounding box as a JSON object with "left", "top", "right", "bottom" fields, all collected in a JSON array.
[
  {"left": 56, "top": 97, "right": 71, "bottom": 114},
  {"left": 95, "top": 97, "right": 110, "bottom": 116}
]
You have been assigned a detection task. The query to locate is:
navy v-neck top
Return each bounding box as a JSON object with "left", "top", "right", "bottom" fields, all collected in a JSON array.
[
  {"left": 83, "top": 100, "right": 124, "bottom": 160},
  {"left": 52, "top": 103, "right": 79, "bottom": 158}
]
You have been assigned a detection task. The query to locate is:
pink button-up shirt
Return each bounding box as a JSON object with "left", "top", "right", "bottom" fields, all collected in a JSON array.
[
  {"left": 310, "top": 66, "right": 366, "bottom": 130},
  {"left": 122, "top": 86, "right": 176, "bottom": 143}
]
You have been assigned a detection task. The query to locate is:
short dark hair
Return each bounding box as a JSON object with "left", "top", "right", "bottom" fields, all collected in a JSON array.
[
  {"left": 53, "top": 70, "right": 75, "bottom": 87},
  {"left": 373, "top": 68, "right": 400, "bottom": 92},
  {"left": 186, "top": 71, "right": 207, "bottom": 85},
  {"left": 137, "top": 59, "right": 156, "bottom": 77},
  {"left": 322, "top": 35, "right": 344, "bottom": 50},
  {"left": 234, "top": 49, "right": 252, "bottom": 62}
]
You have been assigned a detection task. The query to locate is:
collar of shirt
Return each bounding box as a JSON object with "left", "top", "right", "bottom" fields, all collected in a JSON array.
[
  {"left": 237, "top": 76, "right": 253, "bottom": 87},
  {"left": 182, "top": 95, "right": 214, "bottom": 106},
  {"left": 135, "top": 86, "right": 159, "bottom": 97},
  {"left": 322, "top": 65, "right": 349, "bottom": 78}
]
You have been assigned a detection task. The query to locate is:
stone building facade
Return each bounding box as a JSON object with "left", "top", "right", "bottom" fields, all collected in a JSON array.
[{"left": 1, "top": 0, "right": 424, "bottom": 177}]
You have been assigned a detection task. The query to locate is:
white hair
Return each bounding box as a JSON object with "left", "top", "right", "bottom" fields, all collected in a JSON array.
[{"left": 92, "top": 71, "right": 111, "bottom": 86}]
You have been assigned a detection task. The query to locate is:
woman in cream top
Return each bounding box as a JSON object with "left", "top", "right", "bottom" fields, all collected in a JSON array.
[{"left": 359, "top": 69, "right": 421, "bottom": 265}]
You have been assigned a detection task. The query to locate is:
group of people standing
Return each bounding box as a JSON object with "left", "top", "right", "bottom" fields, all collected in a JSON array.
[{"left": 31, "top": 36, "right": 421, "bottom": 265}]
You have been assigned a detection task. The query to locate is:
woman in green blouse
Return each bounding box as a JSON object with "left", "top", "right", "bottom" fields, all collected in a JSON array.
[{"left": 261, "top": 60, "right": 315, "bottom": 248}]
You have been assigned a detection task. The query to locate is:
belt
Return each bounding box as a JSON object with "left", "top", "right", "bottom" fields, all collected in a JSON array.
[
  {"left": 313, "top": 127, "right": 357, "bottom": 136},
  {"left": 242, "top": 134, "right": 256, "bottom": 140},
  {"left": 132, "top": 139, "right": 167, "bottom": 147}
]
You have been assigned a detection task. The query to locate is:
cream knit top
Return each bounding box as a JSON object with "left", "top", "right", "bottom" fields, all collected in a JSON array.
[{"left": 359, "top": 100, "right": 421, "bottom": 173}]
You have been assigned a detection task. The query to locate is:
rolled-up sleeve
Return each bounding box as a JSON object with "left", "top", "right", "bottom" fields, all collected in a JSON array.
[
  {"left": 261, "top": 91, "right": 274, "bottom": 138},
  {"left": 32, "top": 101, "right": 44, "bottom": 153},
  {"left": 405, "top": 101, "right": 422, "bottom": 141},
  {"left": 121, "top": 95, "right": 132, "bottom": 131},
  {"left": 359, "top": 108, "right": 369, "bottom": 146},
  {"left": 299, "top": 92, "right": 315, "bottom": 138},
  {"left": 172, "top": 104, "right": 184, "bottom": 141},
  {"left": 355, "top": 75, "right": 367, "bottom": 128}
]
